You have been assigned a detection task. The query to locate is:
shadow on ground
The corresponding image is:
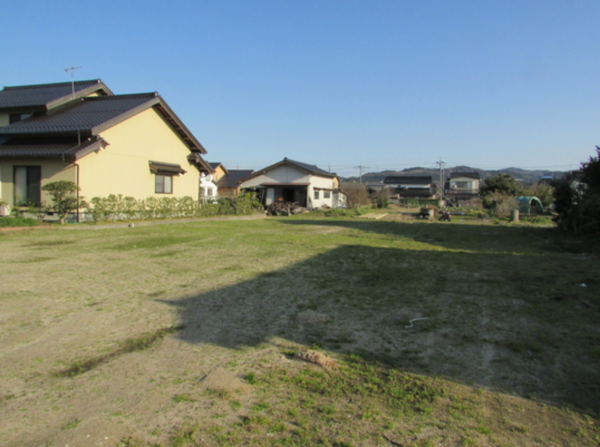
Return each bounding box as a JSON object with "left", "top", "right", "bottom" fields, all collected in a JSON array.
[{"left": 161, "top": 219, "right": 600, "bottom": 415}]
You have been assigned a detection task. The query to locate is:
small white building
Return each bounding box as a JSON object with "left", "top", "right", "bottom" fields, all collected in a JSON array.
[
  {"left": 199, "top": 172, "right": 218, "bottom": 202},
  {"left": 237, "top": 158, "right": 345, "bottom": 208}
]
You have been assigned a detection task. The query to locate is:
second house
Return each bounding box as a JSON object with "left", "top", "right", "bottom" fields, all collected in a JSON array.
[{"left": 237, "top": 158, "right": 344, "bottom": 208}]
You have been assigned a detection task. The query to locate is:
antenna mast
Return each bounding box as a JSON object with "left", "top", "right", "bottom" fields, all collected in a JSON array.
[{"left": 64, "top": 66, "right": 82, "bottom": 98}]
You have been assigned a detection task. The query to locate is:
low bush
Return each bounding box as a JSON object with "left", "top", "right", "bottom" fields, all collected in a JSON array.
[
  {"left": 0, "top": 216, "right": 41, "bottom": 227},
  {"left": 86, "top": 193, "right": 262, "bottom": 223}
]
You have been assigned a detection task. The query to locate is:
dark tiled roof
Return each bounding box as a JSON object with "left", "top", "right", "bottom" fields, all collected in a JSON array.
[
  {"left": 0, "top": 79, "right": 113, "bottom": 111},
  {"left": 0, "top": 93, "right": 157, "bottom": 135},
  {"left": 384, "top": 175, "right": 432, "bottom": 185},
  {"left": 241, "top": 158, "right": 336, "bottom": 183},
  {"left": 0, "top": 81, "right": 208, "bottom": 164},
  {"left": 284, "top": 158, "right": 334, "bottom": 176},
  {"left": 390, "top": 188, "right": 434, "bottom": 197},
  {"left": 450, "top": 172, "right": 480, "bottom": 179},
  {"left": 0, "top": 136, "right": 108, "bottom": 159},
  {"left": 217, "top": 169, "right": 254, "bottom": 188}
]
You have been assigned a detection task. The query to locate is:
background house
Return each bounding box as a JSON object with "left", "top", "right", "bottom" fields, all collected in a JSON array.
[
  {"left": 0, "top": 79, "right": 211, "bottom": 211},
  {"left": 209, "top": 162, "right": 254, "bottom": 198},
  {"left": 382, "top": 175, "right": 435, "bottom": 199},
  {"left": 197, "top": 162, "right": 226, "bottom": 201},
  {"left": 237, "top": 158, "right": 344, "bottom": 208},
  {"left": 446, "top": 172, "right": 481, "bottom": 201}
]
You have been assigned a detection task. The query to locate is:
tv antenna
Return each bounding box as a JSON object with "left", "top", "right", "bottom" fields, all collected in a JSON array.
[{"left": 64, "top": 66, "right": 82, "bottom": 98}]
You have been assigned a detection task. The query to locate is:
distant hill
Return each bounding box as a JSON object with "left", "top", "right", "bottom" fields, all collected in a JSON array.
[{"left": 342, "top": 166, "right": 566, "bottom": 185}]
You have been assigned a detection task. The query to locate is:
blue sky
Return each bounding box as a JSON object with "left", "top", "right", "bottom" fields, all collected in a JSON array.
[{"left": 2, "top": 1, "right": 599, "bottom": 177}]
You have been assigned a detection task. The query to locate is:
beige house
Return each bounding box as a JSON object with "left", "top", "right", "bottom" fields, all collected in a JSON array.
[
  {"left": 446, "top": 172, "right": 481, "bottom": 201},
  {"left": 237, "top": 158, "right": 345, "bottom": 208},
  {"left": 0, "top": 79, "right": 211, "bottom": 212}
]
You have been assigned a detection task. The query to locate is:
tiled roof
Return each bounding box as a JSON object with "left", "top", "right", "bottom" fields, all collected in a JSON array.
[
  {"left": 383, "top": 175, "right": 432, "bottom": 185},
  {"left": 450, "top": 171, "right": 480, "bottom": 179},
  {"left": 0, "top": 93, "right": 158, "bottom": 135},
  {"left": 284, "top": 158, "right": 334, "bottom": 176},
  {"left": 0, "top": 79, "right": 112, "bottom": 110},
  {"left": 0, "top": 80, "right": 208, "bottom": 162},
  {"left": 241, "top": 158, "right": 336, "bottom": 183},
  {"left": 0, "top": 136, "right": 107, "bottom": 159},
  {"left": 217, "top": 169, "right": 254, "bottom": 188}
]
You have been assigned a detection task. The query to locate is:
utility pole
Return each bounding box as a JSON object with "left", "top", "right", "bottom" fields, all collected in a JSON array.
[
  {"left": 355, "top": 164, "right": 369, "bottom": 183},
  {"left": 436, "top": 159, "right": 445, "bottom": 200}
]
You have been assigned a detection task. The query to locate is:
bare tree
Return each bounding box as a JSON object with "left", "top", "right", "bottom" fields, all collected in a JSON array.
[{"left": 340, "top": 183, "right": 371, "bottom": 208}]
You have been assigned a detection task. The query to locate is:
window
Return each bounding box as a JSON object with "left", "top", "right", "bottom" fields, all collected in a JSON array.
[
  {"left": 14, "top": 166, "right": 41, "bottom": 205},
  {"left": 454, "top": 181, "right": 472, "bottom": 189},
  {"left": 155, "top": 174, "right": 173, "bottom": 194},
  {"left": 206, "top": 188, "right": 213, "bottom": 197},
  {"left": 314, "top": 191, "right": 320, "bottom": 200},
  {"left": 324, "top": 191, "right": 331, "bottom": 199}
]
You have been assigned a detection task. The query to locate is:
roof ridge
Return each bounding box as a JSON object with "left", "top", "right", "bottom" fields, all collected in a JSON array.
[
  {"left": 2, "top": 79, "right": 103, "bottom": 91},
  {"left": 285, "top": 157, "right": 318, "bottom": 167},
  {"left": 82, "top": 92, "right": 157, "bottom": 101}
]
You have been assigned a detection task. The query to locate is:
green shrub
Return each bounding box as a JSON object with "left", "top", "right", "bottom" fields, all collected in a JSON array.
[
  {"left": 234, "top": 193, "right": 262, "bottom": 215},
  {"left": 41, "top": 181, "right": 86, "bottom": 224},
  {"left": 87, "top": 194, "right": 261, "bottom": 222},
  {"left": 0, "top": 216, "right": 41, "bottom": 227}
]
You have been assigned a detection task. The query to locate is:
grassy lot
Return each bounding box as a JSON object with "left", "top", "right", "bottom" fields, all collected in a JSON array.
[{"left": 0, "top": 212, "right": 599, "bottom": 446}]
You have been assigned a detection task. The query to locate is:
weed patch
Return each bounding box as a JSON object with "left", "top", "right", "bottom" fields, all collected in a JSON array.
[{"left": 61, "top": 418, "right": 80, "bottom": 430}]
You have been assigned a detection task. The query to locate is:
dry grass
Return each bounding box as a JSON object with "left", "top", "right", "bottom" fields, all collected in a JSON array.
[{"left": 0, "top": 214, "right": 599, "bottom": 446}]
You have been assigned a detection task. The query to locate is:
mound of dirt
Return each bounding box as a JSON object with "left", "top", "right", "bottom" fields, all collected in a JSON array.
[{"left": 294, "top": 350, "right": 338, "bottom": 369}]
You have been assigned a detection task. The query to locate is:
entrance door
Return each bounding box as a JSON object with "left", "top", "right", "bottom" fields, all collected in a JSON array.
[
  {"left": 266, "top": 188, "right": 275, "bottom": 205},
  {"left": 282, "top": 188, "right": 295, "bottom": 202}
]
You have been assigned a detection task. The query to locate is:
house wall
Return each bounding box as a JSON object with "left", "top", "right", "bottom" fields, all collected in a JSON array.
[
  {"left": 239, "top": 164, "right": 342, "bottom": 208},
  {"left": 199, "top": 173, "right": 218, "bottom": 200},
  {"left": 307, "top": 175, "right": 338, "bottom": 208},
  {"left": 216, "top": 186, "right": 238, "bottom": 198},
  {"left": 240, "top": 165, "right": 311, "bottom": 187},
  {"left": 212, "top": 165, "right": 227, "bottom": 182},
  {"left": 77, "top": 107, "right": 199, "bottom": 200},
  {"left": 449, "top": 176, "right": 480, "bottom": 192},
  {"left": 0, "top": 159, "right": 74, "bottom": 206}
]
